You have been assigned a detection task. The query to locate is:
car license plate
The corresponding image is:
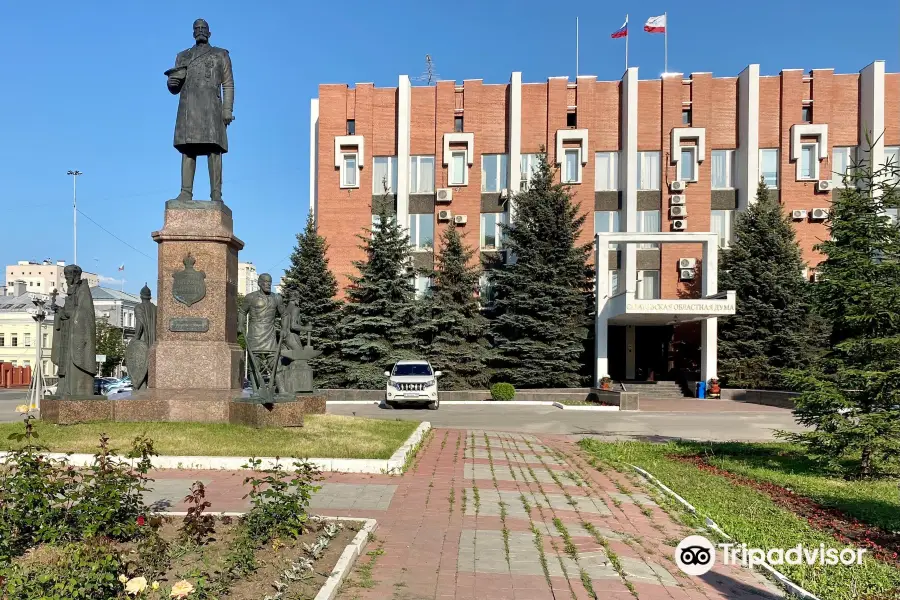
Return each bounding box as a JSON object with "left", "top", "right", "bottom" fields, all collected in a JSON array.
[{"left": 404, "top": 392, "right": 421, "bottom": 397}]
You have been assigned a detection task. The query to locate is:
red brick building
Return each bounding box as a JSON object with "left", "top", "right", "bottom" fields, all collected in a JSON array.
[{"left": 310, "top": 62, "right": 898, "bottom": 385}]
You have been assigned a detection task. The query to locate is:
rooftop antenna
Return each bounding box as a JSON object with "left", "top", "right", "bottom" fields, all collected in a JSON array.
[{"left": 412, "top": 54, "right": 439, "bottom": 85}]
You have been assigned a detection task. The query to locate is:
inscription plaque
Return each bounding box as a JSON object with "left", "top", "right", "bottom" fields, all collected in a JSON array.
[{"left": 169, "top": 317, "right": 210, "bottom": 332}]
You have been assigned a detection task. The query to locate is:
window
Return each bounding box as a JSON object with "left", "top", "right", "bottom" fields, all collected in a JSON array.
[
  {"left": 711, "top": 150, "right": 735, "bottom": 189},
  {"left": 566, "top": 111, "right": 577, "bottom": 128},
  {"left": 563, "top": 148, "right": 581, "bottom": 184},
  {"left": 886, "top": 208, "right": 899, "bottom": 225},
  {"left": 636, "top": 271, "right": 660, "bottom": 300},
  {"left": 42, "top": 333, "right": 48, "bottom": 347},
  {"left": 799, "top": 143, "right": 818, "bottom": 180},
  {"left": 0, "top": 334, "right": 4, "bottom": 347},
  {"left": 410, "top": 275, "right": 432, "bottom": 299},
  {"left": 408, "top": 213, "right": 435, "bottom": 251},
  {"left": 449, "top": 150, "right": 467, "bottom": 186},
  {"left": 23, "top": 360, "right": 30, "bottom": 368},
  {"left": 480, "top": 212, "right": 508, "bottom": 250},
  {"left": 710, "top": 210, "right": 735, "bottom": 249},
  {"left": 801, "top": 105, "right": 812, "bottom": 123},
  {"left": 832, "top": 147, "right": 855, "bottom": 185},
  {"left": 637, "top": 151, "right": 660, "bottom": 190},
  {"left": 346, "top": 119, "right": 356, "bottom": 135},
  {"left": 679, "top": 147, "right": 696, "bottom": 182},
  {"left": 372, "top": 156, "right": 399, "bottom": 194},
  {"left": 682, "top": 108, "right": 691, "bottom": 126},
  {"left": 594, "top": 211, "right": 620, "bottom": 249},
  {"left": 392, "top": 362, "right": 433, "bottom": 376},
  {"left": 481, "top": 154, "right": 509, "bottom": 192},
  {"left": 371, "top": 214, "right": 394, "bottom": 236},
  {"left": 594, "top": 152, "right": 619, "bottom": 191},
  {"left": 479, "top": 273, "right": 496, "bottom": 306},
  {"left": 608, "top": 270, "right": 621, "bottom": 296},
  {"left": 637, "top": 210, "right": 660, "bottom": 249},
  {"left": 340, "top": 153, "right": 358, "bottom": 188},
  {"left": 520, "top": 153, "right": 541, "bottom": 190},
  {"left": 24, "top": 333, "right": 31, "bottom": 347},
  {"left": 885, "top": 147, "right": 900, "bottom": 185},
  {"left": 409, "top": 156, "right": 435, "bottom": 194},
  {"left": 454, "top": 116, "right": 464, "bottom": 132},
  {"left": 11, "top": 334, "right": 17, "bottom": 347},
  {"left": 759, "top": 149, "right": 779, "bottom": 188}
]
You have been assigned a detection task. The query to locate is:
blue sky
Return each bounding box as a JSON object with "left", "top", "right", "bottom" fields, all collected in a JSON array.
[{"left": 1, "top": 0, "right": 897, "bottom": 296}]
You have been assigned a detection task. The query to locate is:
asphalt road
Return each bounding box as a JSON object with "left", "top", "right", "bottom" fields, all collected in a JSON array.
[{"left": 0, "top": 389, "right": 28, "bottom": 422}]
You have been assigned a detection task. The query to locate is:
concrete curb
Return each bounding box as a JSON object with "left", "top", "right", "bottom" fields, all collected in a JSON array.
[
  {"left": 160, "top": 512, "right": 377, "bottom": 600},
  {"left": 0, "top": 421, "right": 432, "bottom": 475},
  {"left": 330, "top": 400, "right": 620, "bottom": 410},
  {"left": 552, "top": 402, "right": 619, "bottom": 411}
]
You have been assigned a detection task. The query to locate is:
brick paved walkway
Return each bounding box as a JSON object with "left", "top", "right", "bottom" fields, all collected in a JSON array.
[{"left": 147, "top": 429, "right": 784, "bottom": 599}]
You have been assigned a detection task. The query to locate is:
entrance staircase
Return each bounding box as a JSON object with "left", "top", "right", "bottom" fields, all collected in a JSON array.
[{"left": 616, "top": 380, "right": 692, "bottom": 399}]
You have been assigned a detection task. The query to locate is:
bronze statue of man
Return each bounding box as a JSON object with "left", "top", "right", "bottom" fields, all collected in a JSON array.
[
  {"left": 127, "top": 284, "right": 158, "bottom": 390},
  {"left": 50, "top": 265, "right": 97, "bottom": 396},
  {"left": 238, "top": 273, "right": 284, "bottom": 392},
  {"left": 166, "top": 18, "right": 234, "bottom": 202}
]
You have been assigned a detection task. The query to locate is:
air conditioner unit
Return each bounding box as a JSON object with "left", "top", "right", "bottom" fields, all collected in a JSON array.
[
  {"left": 801, "top": 267, "right": 809, "bottom": 281},
  {"left": 791, "top": 209, "right": 808, "bottom": 220},
  {"left": 816, "top": 180, "right": 835, "bottom": 193},
  {"left": 499, "top": 188, "right": 510, "bottom": 200},
  {"left": 680, "top": 269, "right": 696, "bottom": 281},
  {"left": 679, "top": 258, "right": 697, "bottom": 269},
  {"left": 670, "top": 195, "right": 686, "bottom": 205},
  {"left": 813, "top": 271, "right": 823, "bottom": 282},
  {"left": 453, "top": 214, "right": 467, "bottom": 225},
  {"left": 672, "top": 219, "right": 687, "bottom": 231},
  {"left": 811, "top": 208, "right": 829, "bottom": 220},
  {"left": 670, "top": 205, "right": 687, "bottom": 217},
  {"left": 670, "top": 180, "right": 686, "bottom": 192},
  {"left": 436, "top": 188, "right": 453, "bottom": 203},
  {"left": 437, "top": 210, "right": 452, "bottom": 221}
]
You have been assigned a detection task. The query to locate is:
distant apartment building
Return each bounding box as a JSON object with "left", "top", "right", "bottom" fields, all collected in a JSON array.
[
  {"left": 5, "top": 260, "right": 99, "bottom": 295},
  {"left": 0, "top": 292, "right": 56, "bottom": 379},
  {"left": 237, "top": 261, "right": 259, "bottom": 295},
  {"left": 310, "top": 61, "right": 898, "bottom": 384}
]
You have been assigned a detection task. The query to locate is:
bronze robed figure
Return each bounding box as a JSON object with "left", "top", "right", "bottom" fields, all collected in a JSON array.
[
  {"left": 127, "top": 284, "right": 158, "bottom": 390},
  {"left": 166, "top": 18, "right": 235, "bottom": 202},
  {"left": 50, "top": 265, "right": 97, "bottom": 396}
]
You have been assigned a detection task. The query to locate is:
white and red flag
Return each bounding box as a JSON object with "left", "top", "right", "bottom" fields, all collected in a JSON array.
[{"left": 644, "top": 14, "right": 666, "bottom": 33}]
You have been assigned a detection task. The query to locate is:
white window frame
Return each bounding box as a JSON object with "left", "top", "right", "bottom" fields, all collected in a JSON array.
[
  {"left": 409, "top": 155, "right": 435, "bottom": 194},
  {"left": 449, "top": 150, "right": 468, "bottom": 186},
  {"left": 885, "top": 147, "right": 900, "bottom": 186},
  {"left": 759, "top": 149, "right": 779, "bottom": 188},
  {"left": 831, "top": 147, "right": 855, "bottom": 186},
  {"left": 711, "top": 149, "right": 735, "bottom": 190},
  {"left": 372, "top": 156, "right": 399, "bottom": 194},
  {"left": 371, "top": 214, "right": 394, "bottom": 237},
  {"left": 481, "top": 154, "right": 509, "bottom": 193},
  {"left": 480, "top": 212, "right": 508, "bottom": 250},
  {"left": 710, "top": 209, "right": 734, "bottom": 249},
  {"left": 679, "top": 146, "right": 697, "bottom": 182},
  {"left": 637, "top": 210, "right": 660, "bottom": 249},
  {"left": 340, "top": 152, "right": 359, "bottom": 189},
  {"left": 798, "top": 143, "right": 819, "bottom": 181},
  {"left": 594, "top": 210, "right": 620, "bottom": 250},
  {"left": 636, "top": 270, "right": 660, "bottom": 300},
  {"left": 520, "top": 153, "right": 541, "bottom": 190},
  {"left": 410, "top": 274, "right": 433, "bottom": 299},
  {"left": 562, "top": 148, "right": 582, "bottom": 184},
  {"left": 594, "top": 151, "right": 619, "bottom": 191},
  {"left": 24, "top": 333, "right": 31, "bottom": 347},
  {"left": 608, "top": 270, "right": 621, "bottom": 296},
  {"left": 408, "top": 213, "right": 435, "bottom": 252},
  {"left": 637, "top": 151, "right": 661, "bottom": 190}
]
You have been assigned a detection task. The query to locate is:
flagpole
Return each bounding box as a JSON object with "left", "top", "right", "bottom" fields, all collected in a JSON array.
[
  {"left": 664, "top": 12, "right": 668, "bottom": 73},
  {"left": 625, "top": 14, "right": 629, "bottom": 71},
  {"left": 575, "top": 17, "right": 579, "bottom": 78}
]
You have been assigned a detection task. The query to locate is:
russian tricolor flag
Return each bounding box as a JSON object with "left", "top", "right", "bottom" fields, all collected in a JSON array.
[
  {"left": 611, "top": 17, "right": 628, "bottom": 39},
  {"left": 644, "top": 14, "right": 666, "bottom": 33}
]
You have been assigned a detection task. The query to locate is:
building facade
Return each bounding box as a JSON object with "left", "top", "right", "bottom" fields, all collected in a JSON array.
[
  {"left": 237, "top": 261, "right": 259, "bottom": 295},
  {"left": 0, "top": 292, "right": 55, "bottom": 380},
  {"left": 310, "top": 61, "right": 898, "bottom": 383},
  {"left": 91, "top": 287, "right": 139, "bottom": 339},
  {"left": 5, "top": 260, "right": 99, "bottom": 295}
]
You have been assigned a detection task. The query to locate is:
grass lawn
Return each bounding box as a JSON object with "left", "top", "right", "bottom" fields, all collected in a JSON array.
[
  {"left": 580, "top": 439, "right": 900, "bottom": 600},
  {"left": 0, "top": 415, "right": 420, "bottom": 459}
]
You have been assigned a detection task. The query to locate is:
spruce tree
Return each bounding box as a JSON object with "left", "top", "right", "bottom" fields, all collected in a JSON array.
[
  {"left": 718, "top": 178, "right": 825, "bottom": 388},
  {"left": 338, "top": 195, "right": 420, "bottom": 388},
  {"left": 486, "top": 151, "right": 593, "bottom": 388},
  {"left": 781, "top": 148, "right": 900, "bottom": 477},
  {"left": 417, "top": 221, "right": 492, "bottom": 390},
  {"left": 280, "top": 211, "right": 344, "bottom": 387}
]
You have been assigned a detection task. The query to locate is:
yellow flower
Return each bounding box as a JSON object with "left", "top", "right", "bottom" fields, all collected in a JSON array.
[
  {"left": 152, "top": 581, "right": 160, "bottom": 590},
  {"left": 170, "top": 580, "right": 195, "bottom": 598},
  {"left": 15, "top": 404, "right": 29, "bottom": 414},
  {"left": 119, "top": 574, "right": 129, "bottom": 584},
  {"left": 125, "top": 576, "right": 148, "bottom": 595}
]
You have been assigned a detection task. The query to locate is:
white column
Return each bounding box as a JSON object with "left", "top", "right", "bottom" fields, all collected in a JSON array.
[
  {"left": 859, "top": 61, "right": 885, "bottom": 175},
  {"left": 700, "top": 235, "right": 718, "bottom": 381},
  {"left": 593, "top": 236, "right": 609, "bottom": 386},
  {"left": 736, "top": 64, "right": 759, "bottom": 212},
  {"left": 309, "top": 99, "right": 319, "bottom": 226},
  {"left": 508, "top": 72, "right": 522, "bottom": 221},
  {"left": 625, "top": 325, "right": 636, "bottom": 380},
  {"left": 397, "top": 75, "right": 412, "bottom": 232},
  {"left": 621, "top": 67, "right": 639, "bottom": 296}
]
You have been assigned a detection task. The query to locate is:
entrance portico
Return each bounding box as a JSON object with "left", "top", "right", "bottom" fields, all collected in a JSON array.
[{"left": 594, "top": 231, "right": 736, "bottom": 387}]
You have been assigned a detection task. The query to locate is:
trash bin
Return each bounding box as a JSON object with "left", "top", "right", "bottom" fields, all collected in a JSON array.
[{"left": 696, "top": 380, "right": 706, "bottom": 399}]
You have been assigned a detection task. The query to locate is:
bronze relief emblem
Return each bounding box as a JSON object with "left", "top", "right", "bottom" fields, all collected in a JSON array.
[{"left": 172, "top": 255, "right": 207, "bottom": 306}]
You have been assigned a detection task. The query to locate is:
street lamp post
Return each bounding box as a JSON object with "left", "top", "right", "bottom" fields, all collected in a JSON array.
[
  {"left": 28, "top": 295, "right": 49, "bottom": 413},
  {"left": 67, "top": 170, "right": 83, "bottom": 264}
]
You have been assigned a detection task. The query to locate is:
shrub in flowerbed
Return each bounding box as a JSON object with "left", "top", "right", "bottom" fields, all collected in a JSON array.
[
  {"left": 0, "top": 415, "right": 362, "bottom": 600},
  {"left": 489, "top": 382, "right": 516, "bottom": 401}
]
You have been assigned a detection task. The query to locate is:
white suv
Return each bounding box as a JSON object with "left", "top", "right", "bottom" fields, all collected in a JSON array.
[{"left": 384, "top": 360, "right": 442, "bottom": 410}]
